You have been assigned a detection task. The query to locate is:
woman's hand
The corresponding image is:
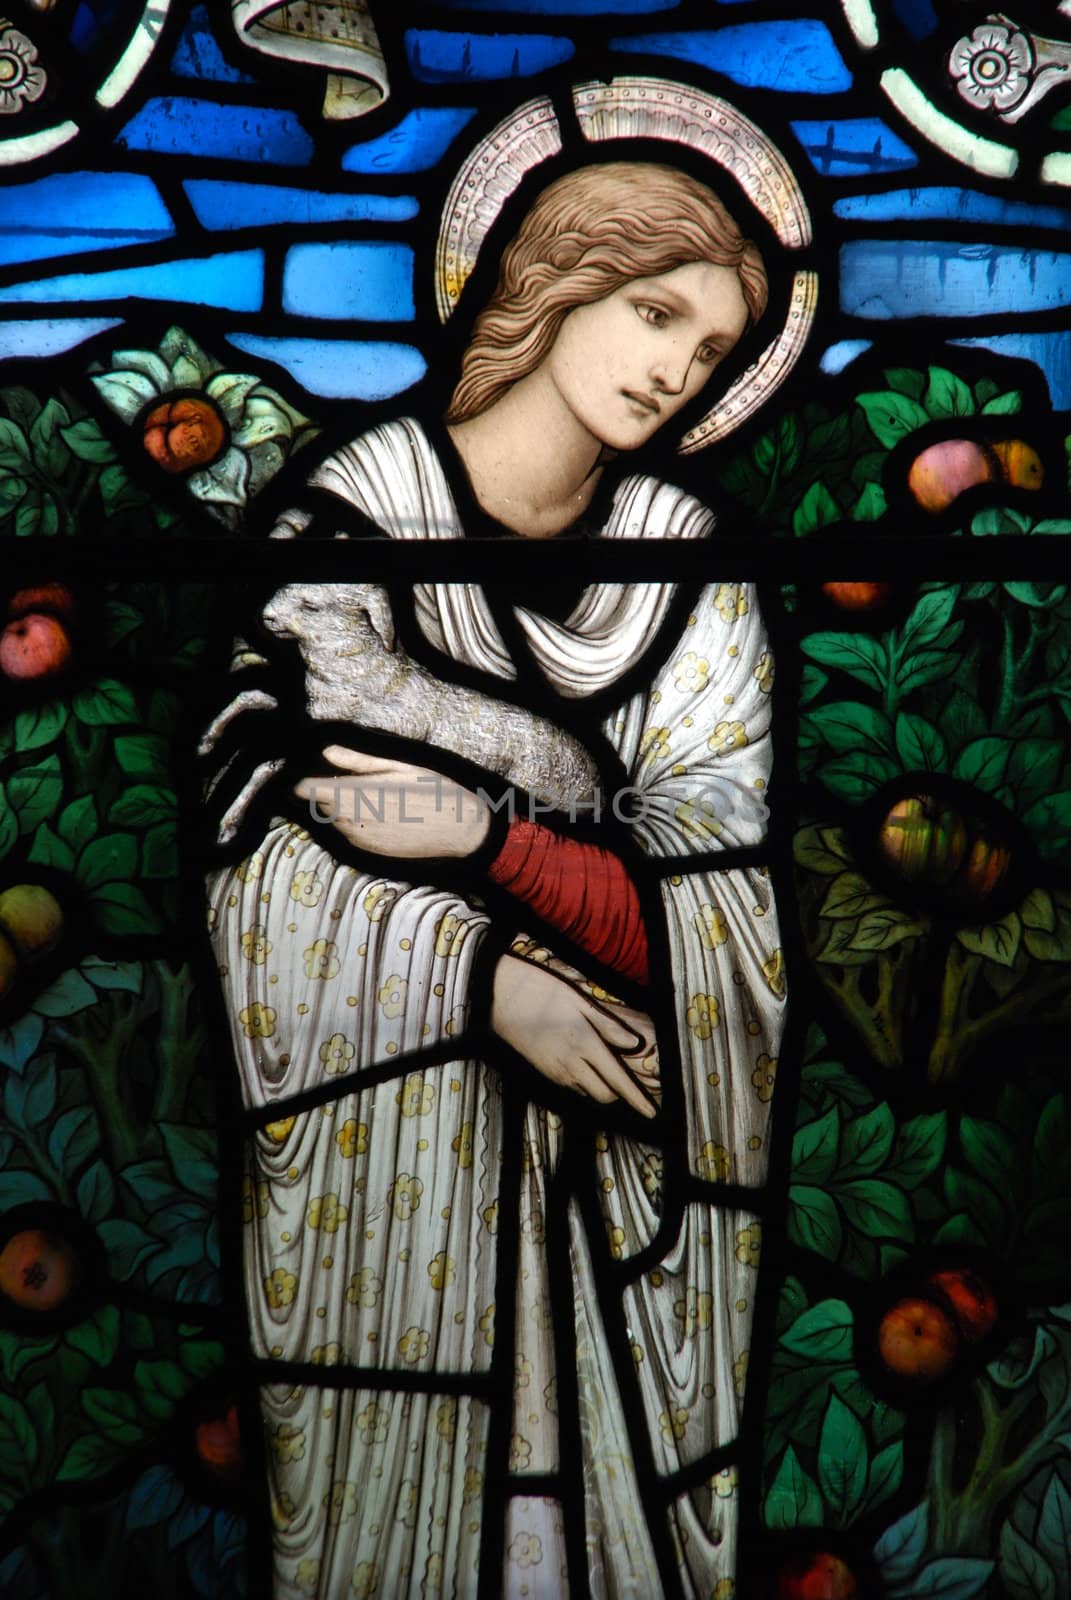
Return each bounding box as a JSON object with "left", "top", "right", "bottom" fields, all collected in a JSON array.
[
  {"left": 491, "top": 954, "right": 659, "bottom": 1119},
  {"left": 294, "top": 745, "right": 490, "bottom": 859}
]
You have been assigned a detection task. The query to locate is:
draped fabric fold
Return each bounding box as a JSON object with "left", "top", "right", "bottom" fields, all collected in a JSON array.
[{"left": 208, "top": 418, "right": 784, "bottom": 1597}]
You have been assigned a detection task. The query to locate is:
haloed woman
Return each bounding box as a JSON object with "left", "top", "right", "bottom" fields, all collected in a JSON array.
[{"left": 207, "top": 159, "right": 784, "bottom": 1599}]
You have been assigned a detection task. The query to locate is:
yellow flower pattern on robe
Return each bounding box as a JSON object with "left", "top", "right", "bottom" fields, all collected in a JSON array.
[
  {"left": 304, "top": 938, "right": 340, "bottom": 980},
  {"left": 319, "top": 1033, "right": 355, "bottom": 1074},
  {"left": 241, "top": 924, "right": 272, "bottom": 964},
  {"left": 686, "top": 992, "right": 720, "bottom": 1039},
  {"left": 240, "top": 1002, "right": 276, "bottom": 1039},
  {"left": 307, "top": 1192, "right": 347, "bottom": 1233}
]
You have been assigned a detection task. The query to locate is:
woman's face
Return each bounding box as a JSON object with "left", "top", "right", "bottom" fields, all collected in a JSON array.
[{"left": 542, "top": 260, "right": 750, "bottom": 452}]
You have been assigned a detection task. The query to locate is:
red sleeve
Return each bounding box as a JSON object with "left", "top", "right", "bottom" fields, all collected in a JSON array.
[{"left": 487, "top": 816, "right": 649, "bottom": 986}]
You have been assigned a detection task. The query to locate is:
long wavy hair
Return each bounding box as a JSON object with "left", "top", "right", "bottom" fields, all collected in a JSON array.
[{"left": 446, "top": 161, "right": 768, "bottom": 425}]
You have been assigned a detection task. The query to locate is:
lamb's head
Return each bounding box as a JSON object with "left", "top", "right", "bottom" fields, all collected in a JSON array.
[{"left": 261, "top": 584, "right": 396, "bottom": 660}]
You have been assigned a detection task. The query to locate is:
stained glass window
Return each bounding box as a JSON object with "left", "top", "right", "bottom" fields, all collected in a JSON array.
[{"left": 1, "top": 3, "right": 1070, "bottom": 1597}]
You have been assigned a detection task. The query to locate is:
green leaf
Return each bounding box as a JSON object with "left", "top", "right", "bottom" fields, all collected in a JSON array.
[
  {"left": 48, "top": 1106, "right": 98, "bottom": 1170},
  {"left": 78, "top": 832, "right": 138, "bottom": 890},
  {"left": 1000, "top": 1521, "right": 1056, "bottom": 1600},
  {"left": 932, "top": 1211, "right": 987, "bottom": 1249},
  {"left": 849, "top": 906, "right": 926, "bottom": 952},
  {"left": 0, "top": 801, "right": 15, "bottom": 861},
  {"left": 0, "top": 1394, "right": 37, "bottom": 1480},
  {"left": 1037, "top": 1472, "right": 1071, "bottom": 1581},
  {"left": 852, "top": 481, "right": 887, "bottom": 521},
  {"left": 66, "top": 1305, "right": 120, "bottom": 1369},
  {"left": 142, "top": 822, "right": 178, "bottom": 879},
  {"left": 838, "top": 1103, "right": 895, "bottom": 1179},
  {"left": 972, "top": 506, "right": 1034, "bottom": 537},
  {"left": 82, "top": 1386, "right": 142, "bottom": 1442},
  {"left": 57, "top": 1432, "right": 123, "bottom": 1481},
  {"left": 90, "top": 883, "right": 163, "bottom": 937},
  {"left": 1023, "top": 794, "right": 1071, "bottom": 864},
  {"left": 819, "top": 751, "right": 899, "bottom": 803},
  {"left": 0, "top": 416, "right": 31, "bottom": 470},
  {"left": 99, "top": 462, "right": 150, "bottom": 515},
  {"left": 72, "top": 679, "right": 139, "bottom": 727},
  {"left": 856, "top": 390, "right": 931, "bottom": 449},
  {"left": 77, "top": 1160, "right": 117, "bottom": 1223},
  {"left": 765, "top": 1444, "right": 824, "bottom": 1530},
  {"left": 816, "top": 918, "right": 875, "bottom": 967},
  {"left": 1008, "top": 741, "right": 1064, "bottom": 812},
  {"left": 802, "top": 633, "right": 888, "bottom": 693},
  {"left": 954, "top": 737, "right": 1014, "bottom": 793},
  {"left": 0, "top": 474, "right": 29, "bottom": 517},
  {"left": 27, "top": 821, "right": 75, "bottom": 873},
  {"left": 799, "top": 665, "right": 828, "bottom": 706},
  {"left": 959, "top": 1114, "right": 1016, "bottom": 1194},
  {"left": 788, "top": 1185, "right": 843, "bottom": 1258},
  {"left": 897, "top": 651, "right": 960, "bottom": 695},
  {"left": 793, "top": 481, "right": 841, "bottom": 537},
  {"left": 923, "top": 366, "right": 975, "bottom": 420},
  {"left": 944, "top": 1169, "right": 1007, "bottom": 1249},
  {"left": 819, "top": 873, "right": 891, "bottom": 921},
  {"left": 57, "top": 795, "right": 99, "bottom": 854},
  {"left": 884, "top": 367, "right": 926, "bottom": 403},
  {"left": 804, "top": 700, "right": 895, "bottom": 757},
  {"left": 780, "top": 1298, "right": 854, "bottom": 1362},
  {"left": 59, "top": 417, "right": 118, "bottom": 464},
  {"left": 134, "top": 1358, "right": 189, "bottom": 1420},
  {"left": 981, "top": 390, "right": 1023, "bottom": 415},
  {"left": 835, "top": 1178, "right": 913, "bottom": 1242},
  {"left": 895, "top": 712, "right": 948, "bottom": 773},
  {"left": 792, "top": 1107, "right": 841, "bottom": 1183},
  {"left": 866, "top": 1441, "right": 904, "bottom": 1513},
  {"left": 107, "top": 785, "right": 177, "bottom": 830},
  {"left": 890, "top": 1112, "right": 947, "bottom": 1188},
  {"left": 177, "top": 1338, "right": 225, "bottom": 1380},
  {"left": 159, "top": 1123, "right": 217, "bottom": 1202},
  {"left": 13, "top": 701, "right": 68, "bottom": 752},
  {"left": 29, "top": 397, "right": 72, "bottom": 479},
  {"left": 114, "top": 732, "right": 170, "bottom": 781},
  {"left": 1033, "top": 1094, "right": 1068, "bottom": 1194},
  {"left": 816, "top": 1392, "right": 868, "bottom": 1523},
  {"left": 957, "top": 913, "right": 1022, "bottom": 968},
  {"left": 897, "top": 588, "right": 959, "bottom": 655},
  {"left": 7, "top": 754, "right": 63, "bottom": 831},
  {"left": 793, "top": 825, "right": 852, "bottom": 876}
]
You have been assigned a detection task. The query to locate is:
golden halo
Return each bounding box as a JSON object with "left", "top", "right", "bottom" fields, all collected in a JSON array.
[{"left": 434, "top": 74, "right": 818, "bottom": 454}]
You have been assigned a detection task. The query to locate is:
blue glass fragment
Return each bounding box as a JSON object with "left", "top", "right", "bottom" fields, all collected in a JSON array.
[
  {"left": 0, "top": 173, "right": 174, "bottom": 268},
  {"left": 406, "top": 29, "right": 575, "bottom": 82},
  {"left": 226, "top": 335, "right": 427, "bottom": 399},
  {"left": 171, "top": 4, "right": 256, "bottom": 81},
  {"left": 835, "top": 187, "right": 1071, "bottom": 230},
  {"left": 282, "top": 244, "right": 415, "bottom": 321},
  {"left": 343, "top": 108, "right": 476, "bottom": 174},
  {"left": 0, "top": 318, "right": 123, "bottom": 360},
  {"left": 841, "top": 242, "right": 1071, "bottom": 320},
  {"left": 820, "top": 340, "right": 873, "bottom": 375},
  {"left": 117, "top": 98, "right": 314, "bottom": 165},
  {"left": 184, "top": 181, "right": 417, "bottom": 230},
  {"left": 0, "top": 252, "right": 264, "bottom": 311},
  {"left": 70, "top": 0, "right": 124, "bottom": 54},
  {"left": 953, "top": 333, "right": 1071, "bottom": 411},
  {"left": 611, "top": 21, "right": 852, "bottom": 93},
  {"left": 892, "top": 0, "right": 937, "bottom": 39},
  {"left": 792, "top": 119, "right": 916, "bottom": 176},
  {"left": 431, "top": 0, "right": 674, "bottom": 10}
]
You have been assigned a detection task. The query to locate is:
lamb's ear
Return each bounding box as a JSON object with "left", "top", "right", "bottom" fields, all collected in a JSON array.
[{"left": 363, "top": 586, "right": 396, "bottom": 653}]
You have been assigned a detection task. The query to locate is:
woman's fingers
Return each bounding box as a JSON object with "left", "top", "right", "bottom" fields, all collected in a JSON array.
[
  {"left": 580, "top": 1030, "right": 658, "bottom": 1118},
  {"left": 583, "top": 1000, "right": 646, "bottom": 1057}
]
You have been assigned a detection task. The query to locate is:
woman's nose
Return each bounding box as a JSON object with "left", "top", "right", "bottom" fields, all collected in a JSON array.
[{"left": 650, "top": 344, "right": 690, "bottom": 395}]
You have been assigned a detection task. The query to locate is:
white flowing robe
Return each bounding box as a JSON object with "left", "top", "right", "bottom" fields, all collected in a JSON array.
[{"left": 208, "top": 418, "right": 785, "bottom": 1600}]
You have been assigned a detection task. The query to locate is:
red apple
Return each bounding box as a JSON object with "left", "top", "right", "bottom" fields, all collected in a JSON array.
[
  {"left": 820, "top": 582, "right": 893, "bottom": 612},
  {"left": 0, "top": 1227, "right": 82, "bottom": 1313},
  {"left": 993, "top": 439, "right": 1044, "bottom": 491},
  {"left": 907, "top": 439, "right": 996, "bottom": 512},
  {"left": 777, "top": 1551, "right": 859, "bottom": 1599},
  {"left": 7, "top": 583, "right": 77, "bottom": 623},
  {"left": 0, "top": 613, "right": 73, "bottom": 681},
  {"left": 929, "top": 1268, "right": 999, "bottom": 1344},
  {"left": 195, "top": 1404, "right": 242, "bottom": 1480},
  {"left": 878, "top": 1295, "right": 959, "bottom": 1383},
  {"left": 143, "top": 396, "right": 226, "bottom": 474},
  {"left": 0, "top": 884, "right": 64, "bottom": 963},
  {"left": 879, "top": 795, "right": 968, "bottom": 888}
]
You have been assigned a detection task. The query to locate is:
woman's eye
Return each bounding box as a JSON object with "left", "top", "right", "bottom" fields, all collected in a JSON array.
[
  {"left": 696, "top": 343, "right": 719, "bottom": 366},
  {"left": 636, "top": 303, "right": 669, "bottom": 328}
]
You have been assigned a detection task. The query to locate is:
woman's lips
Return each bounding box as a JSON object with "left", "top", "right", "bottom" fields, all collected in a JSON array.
[{"left": 622, "top": 390, "right": 660, "bottom": 416}]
